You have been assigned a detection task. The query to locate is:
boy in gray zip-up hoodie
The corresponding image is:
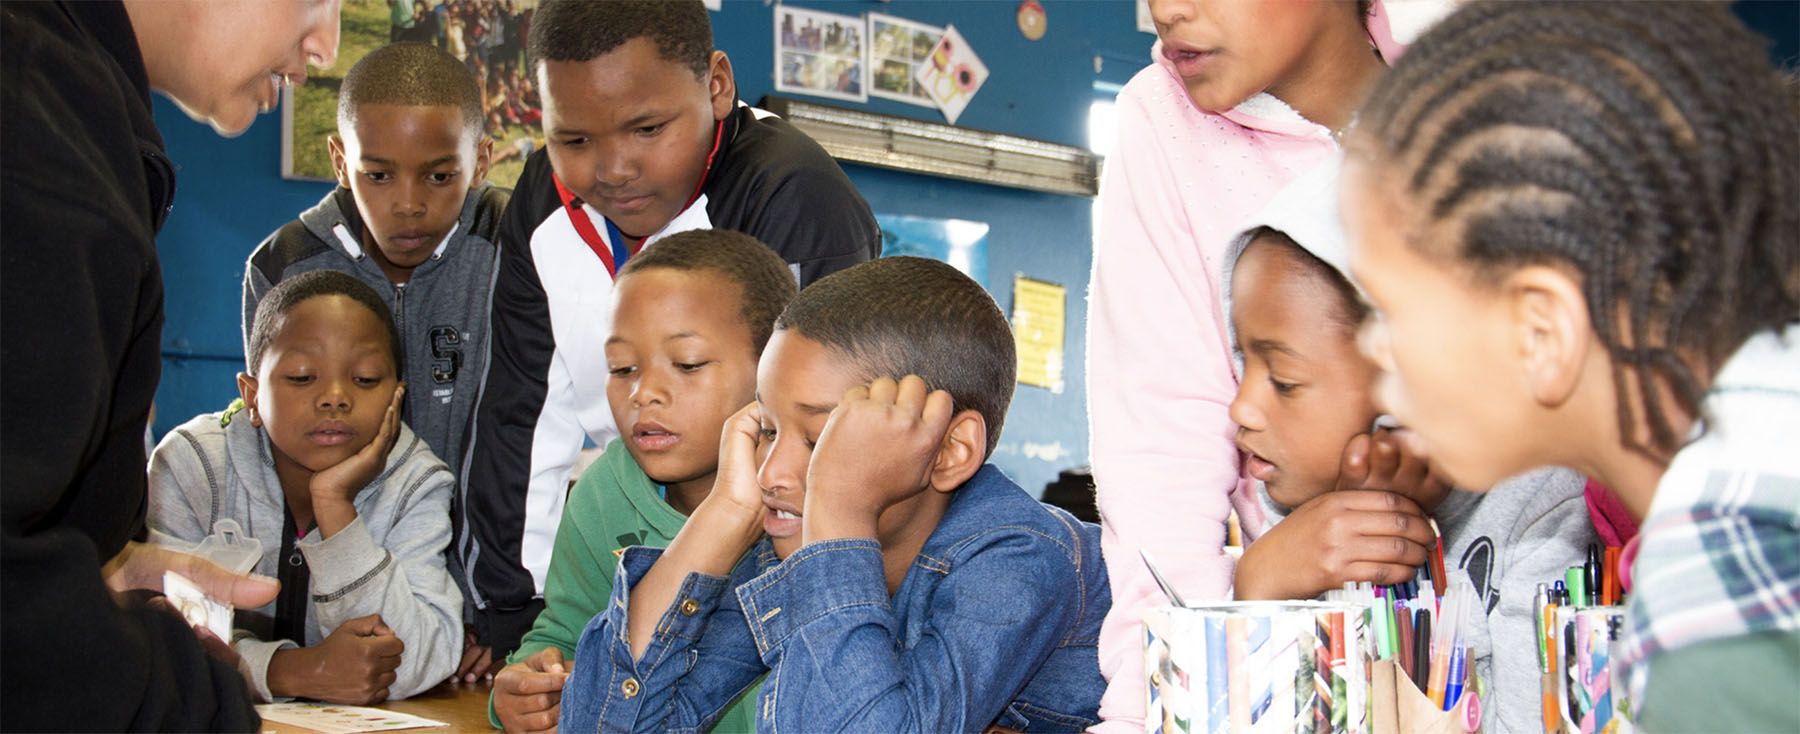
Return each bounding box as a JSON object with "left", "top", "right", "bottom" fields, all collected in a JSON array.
[
  {"left": 152, "top": 271, "right": 461, "bottom": 704},
  {"left": 243, "top": 43, "right": 506, "bottom": 485}
]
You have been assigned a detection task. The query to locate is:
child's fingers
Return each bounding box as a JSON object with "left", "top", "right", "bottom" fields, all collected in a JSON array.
[
  {"left": 853, "top": 375, "right": 889, "bottom": 404},
  {"left": 455, "top": 641, "right": 490, "bottom": 681},
  {"left": 1340, "top": 508, "right": 1436, "bottom": 553},
  {"left": 1334, "top": 433, "right": 1374, "bottom": 492},
  {"left": 380, "top": 385, "right": 404, "bottom": 442},
  {"left": 1366, "top": 432, "right": 1401, "bottom": 486},
  {"left": 1324, "top": 489, "right": 1427, "bottom": 517},
  {"left": 509, "top": 696, "right": 558, "bottom": 730},
  {"left": 1342, "top": 560, "right": 1430, "bottom": 587},
  {"left": 512, "top": 670, "right": 570, "bottom": 695},
  {"left": 920, "top": 387, "right": 955, "bottom": 433},
  {"left": 725, "top": 401, "right": 762, "bottom": 441},
  {"left": 892, "top": 374, "right": 930, "bottom": 413},
  {"left": 340, "top": 613, "right": 385, "bottom": 636},
  {"left": 1391, "top": 448, "right": 1430, "bottom": 494},
  {"left": 538, "top": 645, "right": 565, "bottom": 672},
  {"left": 520, "top": 704, "right": 562, "bottom": 734},
  {"left": 368, "top": 633, "right": 406, "bottom": 661}
]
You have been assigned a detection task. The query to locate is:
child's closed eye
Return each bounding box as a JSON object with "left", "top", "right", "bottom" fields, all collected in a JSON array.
[
  {"left": 607, "top": 364, "right": 637, "bottom": 378},
  {"left": 1269, "top": 376, "right": 1300, "bottom": 395},
  {"left": 285, "top": 374, "right": 315, "bottom": 385},
  {"left": 674, "top": 361, "right": 710, "bottom": 373}
]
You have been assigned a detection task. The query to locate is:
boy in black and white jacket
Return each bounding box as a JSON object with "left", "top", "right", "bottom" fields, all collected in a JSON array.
[{"left": 458, "top": 0, "right": 879, "bottom": 663}]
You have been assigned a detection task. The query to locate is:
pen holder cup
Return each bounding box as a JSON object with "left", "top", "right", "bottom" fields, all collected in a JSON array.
[
  {"left": 1142, "top": 601, "right": 1375, "bottom": 734},
  {"left": 1371, "top": 659, "right": 1480, "bottom": 734}
]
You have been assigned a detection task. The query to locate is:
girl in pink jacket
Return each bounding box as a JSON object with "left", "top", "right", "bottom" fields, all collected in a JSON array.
[{"left": 1085, "top": 1, "right": 1447, "bottom": 729}]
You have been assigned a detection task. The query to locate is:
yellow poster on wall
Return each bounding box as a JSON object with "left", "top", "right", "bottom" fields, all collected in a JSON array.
[{"left": 1012, "top": 275, "right": 1065, "bottom": 393}]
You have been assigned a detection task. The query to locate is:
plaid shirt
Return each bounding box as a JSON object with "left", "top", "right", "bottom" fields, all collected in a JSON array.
[{"left": 1621, "top": 322, "right": 1800, "bottom": 700}]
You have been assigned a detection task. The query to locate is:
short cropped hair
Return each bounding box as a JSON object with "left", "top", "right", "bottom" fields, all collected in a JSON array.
[
  {"left": 617, "top": 230, "right": 798, "bottom": 355},
  {"left": 338, "top": 43, "right": 483, "bottom": 138},
  {"left": 774, "top": 257, "right": 1015, "bottom": 457},
  {"left": 528, "top": 0, "right": 713, "bottom": 77},
  {"left": 248, "top": 271, "right": 402, "bottom": 376}
]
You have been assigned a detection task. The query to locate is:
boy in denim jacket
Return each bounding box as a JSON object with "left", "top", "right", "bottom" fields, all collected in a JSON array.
[{"left": 559, "top": 257, "right": 1110, "bottom": 732}]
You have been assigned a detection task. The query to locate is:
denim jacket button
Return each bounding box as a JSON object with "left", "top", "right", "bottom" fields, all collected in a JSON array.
[
  {"left": 622, "top": 677, "right": 640, "bottom": 698},
  {"left": 680, "top": 598, "right": 700, "bottom": 616}
]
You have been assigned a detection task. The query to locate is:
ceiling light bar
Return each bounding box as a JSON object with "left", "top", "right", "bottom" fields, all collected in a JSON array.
[{"left": 760, "top": 95, "right": 1101, "bottom": 197}]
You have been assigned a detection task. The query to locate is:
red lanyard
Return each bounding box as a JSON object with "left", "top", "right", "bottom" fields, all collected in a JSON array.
[{"left": 548, "top": 118, "right": 726, "bottom": 279}]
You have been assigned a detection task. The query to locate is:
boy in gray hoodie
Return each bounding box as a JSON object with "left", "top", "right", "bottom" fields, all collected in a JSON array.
[
  {"left": 243, "top": 42, "right": 505, "bottom": 486},
  {"left": 152, "top": 271, "right": 461, "bottom": 704},
  {"left": 1220, "top": 157, "right": 1596, "bottom": 732}
]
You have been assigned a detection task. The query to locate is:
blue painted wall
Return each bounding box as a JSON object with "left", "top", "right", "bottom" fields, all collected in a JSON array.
[
  {"left": 151, "top": 1, "right": 1157, "bottom": 496},
  {"left": 149, "top": 0, "right": 1798, "bottom": 496}
]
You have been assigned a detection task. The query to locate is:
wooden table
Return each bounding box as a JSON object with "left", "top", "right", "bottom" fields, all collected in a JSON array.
[{"left": 260, "top": 679, "right": 495, "bottom": 733}]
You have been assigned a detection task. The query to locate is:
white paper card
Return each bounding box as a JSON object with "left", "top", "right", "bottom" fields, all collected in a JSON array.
[
  {"left": 256, "top": 703, "right": 448, "bottom": 733},
  {"left": 163, "top": 570, "right": 231, "bottom": 642}
]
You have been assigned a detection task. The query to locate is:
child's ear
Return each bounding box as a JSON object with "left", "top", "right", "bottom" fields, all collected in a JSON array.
[
  {"left": 1505, "top": 265, "right": 1591, "bottom": 407},
  {"left": 328, "top": 134, "right": 352, "bottom": 190},
  {"left": 927, "top": 409, "right": 987, "bottom": 493},
  {"left": 471, "top": 135, "right": 493, "bottom": 187},
  {"left": 706, "top": 50, "right": 737, "bottom": 122},
  {"left": 236, "top": 372, "right": 263, "bottom": 427}
]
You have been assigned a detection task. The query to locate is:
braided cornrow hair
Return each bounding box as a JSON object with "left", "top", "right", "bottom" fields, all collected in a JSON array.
[{"left": 1348, "top": 1, "right": 1800, "bottom": 458}]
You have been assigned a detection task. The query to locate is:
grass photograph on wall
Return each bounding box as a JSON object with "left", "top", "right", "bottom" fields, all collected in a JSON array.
[{"left": 283, "top": 0, "right": 543, "bottom": 187}]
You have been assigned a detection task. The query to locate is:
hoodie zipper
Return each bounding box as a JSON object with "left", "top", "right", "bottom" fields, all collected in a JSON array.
[{"left": 393, "top": 281, "right": 407, "bottom": 342}]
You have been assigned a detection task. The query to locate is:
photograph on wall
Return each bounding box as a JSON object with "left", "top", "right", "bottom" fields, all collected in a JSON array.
[
  {"left": 916, "top": 24, "right": 988, "bottom": 125},
  {"left": 773, "top": 4, "right": 868, "bottom": 103},
  {"left": 282, "top": 0, "right": 543, "bottom": 187},
  {"left": 867, "top": 12, "right": 942, "bottom": 108}
]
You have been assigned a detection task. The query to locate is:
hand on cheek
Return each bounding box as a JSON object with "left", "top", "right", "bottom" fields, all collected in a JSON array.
[
  {"left": 803, "top": 375, "right": 953, "bottom": 543},
  {"left": 709, "top": 401, "right": 771, "bottom": 529},
  {"left": 309, "top": 385, "right": 405, "bottom": 538},
  {"left": 1235, "top": 489, "right": 1435, "bottom": 601},
  {"left": 1334, "top": 427, "right": 1452, "bottom": 513}
]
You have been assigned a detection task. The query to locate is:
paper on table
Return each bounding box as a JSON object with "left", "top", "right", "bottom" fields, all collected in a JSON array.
[{"left": 256, "top": 703, "right": 446, "bottom": 734}]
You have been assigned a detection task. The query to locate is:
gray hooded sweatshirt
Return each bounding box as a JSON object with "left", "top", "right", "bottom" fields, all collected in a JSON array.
[
  {"left": 243, "top": 184, "right": 508, "bottom": 481},
  {"left": 147, "top": 407, "right": 462, "bottom": 702},
  {"left": 1221, "top": 155, "right": 1599, "bottom": 734}
]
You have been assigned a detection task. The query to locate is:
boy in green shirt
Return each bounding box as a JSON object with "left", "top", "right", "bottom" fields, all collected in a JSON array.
[{"left": 489, "top": 229, "right": 796, "bottom": 732}]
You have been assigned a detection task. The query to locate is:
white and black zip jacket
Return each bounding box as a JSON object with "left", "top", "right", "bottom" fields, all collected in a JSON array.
[
  {"left": 460, "top": 103, "right": 878, "bottom": 655},
  {"left": 243, "top": 183, "right": 509, "bottom": 485}
]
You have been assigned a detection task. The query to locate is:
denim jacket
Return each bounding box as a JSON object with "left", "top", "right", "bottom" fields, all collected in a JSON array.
[{"left": 559, "top": 464, "right": 1111, "bottom": 733}]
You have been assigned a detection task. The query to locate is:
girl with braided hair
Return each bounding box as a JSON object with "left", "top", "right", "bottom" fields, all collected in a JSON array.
[{"left": 1341, "top": 2, "right": 1799, "bottom": 729}]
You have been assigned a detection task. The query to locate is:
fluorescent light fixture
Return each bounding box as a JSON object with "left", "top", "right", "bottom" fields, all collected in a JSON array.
[{"left": 760, "top": 95, "right": 1101, "bottom": 197}]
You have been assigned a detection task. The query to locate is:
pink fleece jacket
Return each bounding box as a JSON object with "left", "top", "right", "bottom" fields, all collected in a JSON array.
[{"left": 1083, "top": 31, "right": 1419, "bottom": 728}]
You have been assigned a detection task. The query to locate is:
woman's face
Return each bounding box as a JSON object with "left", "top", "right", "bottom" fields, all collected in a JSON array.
[
  {"left": 151, "top": 0, "right": 343, "bottom": 136},
  {"left": 1341, "top": 157, "right": 1547, "bottom": 491}
]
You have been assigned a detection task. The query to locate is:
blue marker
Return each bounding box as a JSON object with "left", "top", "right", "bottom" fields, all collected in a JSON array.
[{"left": 1443, "top": 643, "right": 1468, "bottom": 712}]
